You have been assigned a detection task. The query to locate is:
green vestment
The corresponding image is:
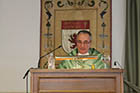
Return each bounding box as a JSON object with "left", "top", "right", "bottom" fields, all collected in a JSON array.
[{"left": 58, "top": 48, "right": 110, "bottom": 69}]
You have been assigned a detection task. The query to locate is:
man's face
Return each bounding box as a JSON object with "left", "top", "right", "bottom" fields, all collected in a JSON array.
[{"left": 76, "top": 33, "right": 91, "bottom": 54}]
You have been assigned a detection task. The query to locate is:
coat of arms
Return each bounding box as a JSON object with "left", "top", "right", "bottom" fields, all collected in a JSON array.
[{"left": 61, "top": 20, "right": 90, "bottom": 53}]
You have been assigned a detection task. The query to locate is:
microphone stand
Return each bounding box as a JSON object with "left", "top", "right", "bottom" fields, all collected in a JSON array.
[
  {"left": 23, "top": 67, "right": 34, "bottom": 93},
  {"left": 23, "top": 45, "right": 62, "bottom": 79},
  {"left": 38, "top": 45, "right": 62, "bottom": 68},
  {"left": 23, "top": 45, "right": 62, "bottom": 93}
]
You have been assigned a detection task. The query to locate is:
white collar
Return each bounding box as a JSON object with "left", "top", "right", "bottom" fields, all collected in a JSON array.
[{"left": 78, "top": 52, "right": 89, "bottom": 56}]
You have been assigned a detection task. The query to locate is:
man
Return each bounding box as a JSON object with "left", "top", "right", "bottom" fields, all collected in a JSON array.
[{"left": 58, "top": 30, "right": 109, "bottom": 69}]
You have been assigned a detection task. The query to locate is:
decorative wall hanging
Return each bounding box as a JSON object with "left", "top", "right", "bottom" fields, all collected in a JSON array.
[{"left": 40, "top": 0, "right": 112, "bottom": 68}]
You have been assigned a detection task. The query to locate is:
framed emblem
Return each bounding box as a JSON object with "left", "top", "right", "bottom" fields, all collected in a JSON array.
[
  {"left": 40, "top": 0, "right": 112, "bottom": 68},
  {"left": 62, "top": 20, "right": 90, "bottom": 53}
]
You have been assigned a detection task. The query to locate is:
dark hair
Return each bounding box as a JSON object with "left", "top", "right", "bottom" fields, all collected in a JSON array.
[{"left": 77, "top": 30, "right": 92, "bottom": 40}]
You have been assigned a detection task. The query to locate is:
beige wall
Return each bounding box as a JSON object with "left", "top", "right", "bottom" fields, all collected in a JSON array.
[
  {"left": 0, "top": 0, "right": 126, "bottom": 92},
  {"left": 0, "top": 0, "right": 40, "bottom": 92},
  {"left": 112, "top": 0, "right": 126, "bottom": 68}
]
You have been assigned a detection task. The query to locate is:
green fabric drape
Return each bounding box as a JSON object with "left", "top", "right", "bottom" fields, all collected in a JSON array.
[{"left": 124, "top": 0, "right": 140, "bottom": 93}]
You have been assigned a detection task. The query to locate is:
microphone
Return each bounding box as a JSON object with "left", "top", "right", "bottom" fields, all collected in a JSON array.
[
  {"left": 113, "top": 61, "right": 123, "bottom": 69},
  {"left": 38, "top": 45, "right": 62, "bottom": 68},
  {"left": 22, "top": 45, "right": 62, "bottom": 92}
]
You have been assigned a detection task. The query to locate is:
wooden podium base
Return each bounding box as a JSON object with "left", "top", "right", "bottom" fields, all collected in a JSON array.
[{"left": 30, "top": 69, "right": 123, "bottom": 93}]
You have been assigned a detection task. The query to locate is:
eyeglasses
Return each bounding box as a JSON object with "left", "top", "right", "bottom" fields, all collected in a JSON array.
[{"left": 77, "top": 40, "right": 91, "bottom": 45}]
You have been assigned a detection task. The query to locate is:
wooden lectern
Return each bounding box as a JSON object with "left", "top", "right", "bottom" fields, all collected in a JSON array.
[{"left": 30, "top": 69, "right": 123, "bottom": 93}]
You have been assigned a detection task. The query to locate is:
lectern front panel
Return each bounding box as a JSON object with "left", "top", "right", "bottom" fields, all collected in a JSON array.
[{"left": 30, "top": 69, "right": 123, "bottom": 93}]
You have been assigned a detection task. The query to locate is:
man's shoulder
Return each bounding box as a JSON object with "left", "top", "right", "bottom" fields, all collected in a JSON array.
[
  {"left": 89, "top": 48, "right": 102, "bottom": 55},
  {"left": 69, "top": 48, "right": 78, "bottom": 56}
]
